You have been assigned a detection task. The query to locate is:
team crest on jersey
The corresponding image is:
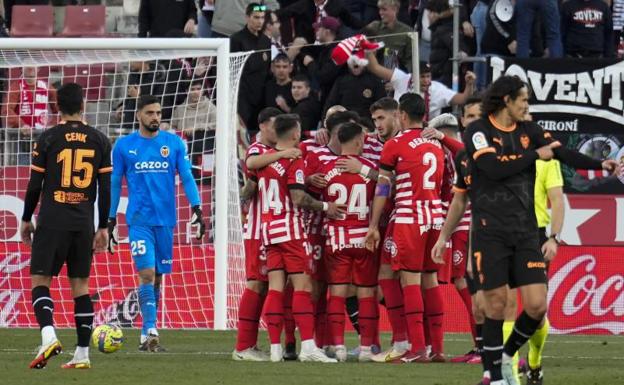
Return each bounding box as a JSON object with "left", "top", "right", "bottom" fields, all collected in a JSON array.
[
  {"left": 384, "top": 237, "right": 398, "bottom": 258},
  {"left": 363, "top": 88, "right": 373, "bottom": 98},
  {"left": 160, "top": 145, "right": 170, "bottom": 157},
  {"left": 520, "top": 134, "right": 530, "bottom": 149},
  {"left": 453, "top": 250, "right": 463, "bottom": 266},
  {"left": 295, "top": 169, "right": 305, "bottom": 184},
  {"left": 472, "top": 132, "right": 488, "bottom": 150}
]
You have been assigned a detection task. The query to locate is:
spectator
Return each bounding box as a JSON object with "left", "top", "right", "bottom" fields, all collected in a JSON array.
[
  {"left": 265, "top": 10, "right": 287, "bottom": 59},
  {"left": 113, "top": 80, "right": 140, "bottom": 136},
  {"left": 426, "top": 0, "right": 469, "bottom": 87},
  {"left": 290, "top": 74, "right": 321, "bottom": 133},
  {"left": 197, "top": 0, "right": 215, "bottom": 38},
  {"left": 481, "top": 0, "right": 516, "bottom": 57},
  {"left": 138, "top": 0, "right": 197, "bottom": 37},
  {"left": 515, "top": 0, "right": 563, "bottom": 58},
  {"left": 561, "top": 0, "right": 614, "bottom": 58},
  {"left": 301, "top": 16, "right": 346, "bottom": 106},
  {"left": 415, "top": 0, "right": 434, "bottom": 61},
  {"left": 211, "top": 0, "right": 280, "bottom": 37},
  {"left": 324, "top": 59, "right": 385, "bottom": 123},
  {"left": 344, "top": 0, "right": 380, "bottom": 24},
  {"left": 231, "top": 3, "right": 272, "bottom": 137},
  {"left": 278, "top": 0, "right": 365, "bottom": 44},
  {"left": 171, "top": 80, "right": 217, "bottom": 182},
  {"left": 365, "top": 54, "right": 476, "bottom": 120},
  {"left": 3, "top": 66, "right": 57, "bottom": 164},
  {"left": 363, "top": 0, "right": 413, "bottom": 71},
  {"left": 471, "top": 0, "right": 489, "bottom": 90},
  {"left": 266, "top": 54, "right": 296, "bottom": 112}
]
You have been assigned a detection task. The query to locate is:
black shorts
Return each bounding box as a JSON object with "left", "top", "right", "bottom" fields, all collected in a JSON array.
[
  {"left": 538, "top": 227, "right": 548, "bottom": 248},
  {"left": 471, "top": 228, "right": 547, "bottom": 291},
  {"left": 30, "top": 226, "right": 94, "bottom": 278}
]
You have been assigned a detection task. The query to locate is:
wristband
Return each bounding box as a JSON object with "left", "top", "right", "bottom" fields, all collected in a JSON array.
[
  {"left": 360, "top": 165, "right": 371, "bottom": 177},
  {"left": 322, "top": 202, "right": 329, "bottom": 212}
]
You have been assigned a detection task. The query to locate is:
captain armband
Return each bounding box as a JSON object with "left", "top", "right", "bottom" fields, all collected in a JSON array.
[{"left": 375, "top": 183, "right": 391, "bottom": 197}]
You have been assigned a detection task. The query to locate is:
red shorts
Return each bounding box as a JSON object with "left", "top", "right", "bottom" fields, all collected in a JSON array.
[
  {"left": 308, "top": 233, "right": 326, "bottom": 281},
  {"left": 265, "top": 239, "right": 313, "bottom": 275},
  {"left": 386, "top": 223, "right": 441, "bottom": 273},
  {"left": 244, "top": 238, "right": 267, "bottom": 282},
  {"left": 326, "top": 246, "right": 378, "bottom": 287},
  {"left": 451, "top": 231, "right": 469, "bottom": 280},
  {"left": 437, "top": 243, "right": 452, "bottom": 284},
  {"left": 379, "top": 224, "right": 393, "bottom": 266}
]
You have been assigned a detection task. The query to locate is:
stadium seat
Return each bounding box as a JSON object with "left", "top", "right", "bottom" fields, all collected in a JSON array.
[
  {"left": 62, "top": 65, "right": 107, "bottom": 102},
  {"left": 10, "top": 5, "right": 54, "bottom": 37},
  {"left": 61, "top": 5, "right": 106, "bottom": 37}
]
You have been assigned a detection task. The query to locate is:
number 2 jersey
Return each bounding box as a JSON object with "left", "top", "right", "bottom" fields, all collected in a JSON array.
[
  {"left": 256, "top": 150, "right": 307, "bottom": 246},
  {"left": 379, "top": 128, "right": 445, "bottom": 230},
  {"left": 30, "top": 121, "right": 112, "bottom": 230},
  {"left": 320, "top": 155, "right": 378, "bottom": 251}
]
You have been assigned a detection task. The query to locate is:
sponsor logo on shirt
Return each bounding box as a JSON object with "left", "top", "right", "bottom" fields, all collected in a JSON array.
[
  {"left": 472, "top": 132, "right": 488, "bottom": 150},
  {"left": 134, "top": 161, "right": 169, "bottom": 171}
]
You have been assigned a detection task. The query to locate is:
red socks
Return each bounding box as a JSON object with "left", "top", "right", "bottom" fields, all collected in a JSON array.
[
  {"left": 379, "top": 279, "right": 407, "bottom": 342},
  {"left": 264, "top": 290, "right": 284, "bottom": 345},
  {"left": 457, "top": 286, "right": 477, "bottom": 345},
  {"left": 403, "top": 284, "right": 425, "bottom": 352},
  {"left": 314, "top": 291, "right": 328, "bottom": 347},
  {"left": 327, "top": 296, "right": 345, "bottom": 346},
  {"left": 283, "top": 285, "right": 296, "bottom": 345},
  {"left": 292, "top": 291, "right": 315, "bottom": 341},
  {"left": 235, "top": 289, "right": 265, "bottom": 351},
  {"left": 424, "top": 286, "right": 445, "bottom": 355},
  {"left": 358, "top": 297, "right": 379, "bottom": 347}
]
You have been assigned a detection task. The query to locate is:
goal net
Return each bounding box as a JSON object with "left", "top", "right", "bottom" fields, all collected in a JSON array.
[{"left": 0, "top": 38, "right": 250, "bottom": 330}]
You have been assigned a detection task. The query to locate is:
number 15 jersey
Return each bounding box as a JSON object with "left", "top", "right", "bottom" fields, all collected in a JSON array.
[{"left": 379, "top": 128, "right": 445, "bottom": 228}]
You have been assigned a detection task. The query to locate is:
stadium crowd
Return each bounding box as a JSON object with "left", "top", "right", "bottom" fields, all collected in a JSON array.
[{"left": 3, "top": 1, "right": 623, "bottom": 385}]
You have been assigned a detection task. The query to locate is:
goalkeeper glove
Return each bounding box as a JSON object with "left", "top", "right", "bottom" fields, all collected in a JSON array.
[
  {"left": 191, "top": 205, "right": 206, "bottom": 240},
  {"left": 107, "top": 218, "right": 118, "bottom": 253}
]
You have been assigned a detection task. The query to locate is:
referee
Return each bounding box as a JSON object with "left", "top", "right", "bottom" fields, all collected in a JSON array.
[{"left": 21, "top": 83, "right": 111, "bottom": 370}]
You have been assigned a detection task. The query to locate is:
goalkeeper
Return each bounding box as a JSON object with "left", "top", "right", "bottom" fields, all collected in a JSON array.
[{"left": 108, "top": 95, "right": 206, "bottom": 352}]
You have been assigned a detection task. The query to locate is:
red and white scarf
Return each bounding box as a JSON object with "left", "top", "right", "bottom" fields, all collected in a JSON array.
[{"left": 18, "top": 79, "right": 49, "bottom": 129}]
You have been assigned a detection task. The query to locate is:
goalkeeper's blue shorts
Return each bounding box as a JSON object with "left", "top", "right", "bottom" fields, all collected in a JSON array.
[{"left": 128, "top": 225, "right": 174, "bottom": 274}]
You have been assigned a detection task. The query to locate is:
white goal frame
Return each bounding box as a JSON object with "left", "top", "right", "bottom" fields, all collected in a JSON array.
[{"left": 0, "top": 38, "right": 234, "bottom": 330}]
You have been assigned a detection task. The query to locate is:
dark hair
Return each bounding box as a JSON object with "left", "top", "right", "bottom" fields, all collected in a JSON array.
[
  {"left": 274, "top": 114, "right": 300, "bottom": 138},
  {"left": 338, "top": 122, "right": 364, "bottom": 144},
  {"left": 292, "top": 74, "right": 310, "bottom": 87},
  {"left": 426, "top": 0, "right": 450, "bottom": 13},
  {"left": 246, "top": 2, "right": 266, "bottom": 16},
  {"left": 57, "top": 82, "right": 83, "bottom": 115},
  {"left": 325, "top": 110, "right": 359, "bottom": 133},
  {"left": 258, "top": 107, "right": 282, "bottom": 125},
  {"left": 481, "top": 75, "right": 528, "bottom": 118},
  {"left": 272, "top": 53, "right": 291, "bottom": 64},
  {"left": 264, "top": 10, "right": 277, "bottom": 29},
  {"left": 189, "top": 79, "right": 204, "bottom": 89},
  {"left": 398, "top": 92, "right": 426, "bottom": 122},
  {"left": 370, "top": 97, "right": 399, "bottom": 113},
  {"left": 137, "top": 94, "right": 160, "bottom": 110},
  {"left": 462, "top": 95, "right": 482, "bottom": 115}
]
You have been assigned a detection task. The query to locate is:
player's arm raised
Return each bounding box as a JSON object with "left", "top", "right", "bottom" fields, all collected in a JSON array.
[
  {"left": 20, "top": 134, "right": 48, "bottom": 246},
  {"left": 365, "top": 169, "right": 392, "bottom": 252},
  {"left": 246, "top": 148, "right": 302, "bottom": 170},
  {"left": 176, "top": 137, "right": 205, "bottom": 240}
]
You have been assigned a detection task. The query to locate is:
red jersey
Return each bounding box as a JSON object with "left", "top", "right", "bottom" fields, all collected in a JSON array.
[
  {"left": 362, "top": 134, "right": 384, "bottom": 163},
  {"left": 243, "top": 142, "right": 271, "bottom": 241},
  {"left": 379, "top": 129, "right": 445, "bottom": 228},
  {"left": 257, "top": 152, "right": 307, "bottom": 245},
  {"left": 303, "top": 145, "right": 338, "bottom": 234},
  {"left": 299, "top": 138, "right": 323, "bottom": 160},
  {"left": 320, "top": 155, "right": 378, "bottom": 251}
]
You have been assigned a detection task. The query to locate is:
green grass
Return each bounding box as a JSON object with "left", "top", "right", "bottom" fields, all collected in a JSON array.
[{"left": 1, "top": 329, "right": 623, "bottom": 385}]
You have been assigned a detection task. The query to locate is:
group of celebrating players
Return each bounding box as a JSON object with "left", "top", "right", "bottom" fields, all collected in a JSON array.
[
  {"left": 233, "top": 74, "right": 619, "bottom": 385},
  {"left": 19, "top": 74, "right": 619, "bottom": 385}
]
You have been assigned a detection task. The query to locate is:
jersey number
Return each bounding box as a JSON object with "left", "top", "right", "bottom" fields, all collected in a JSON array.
[
  {"left": 258, "top": 178, "right": 283, "bottom": 215},
  {"left": 327, "top": 183, "right": 368, "bottom": 220},
  {"left": 131, "top": 240, "right": 147, "bottom": 256},
  {"left": 57, "top": 148, "right": 95, "bottom": 188},
  {"left": 422, "top": 153, "right": 437, "bottom": 190}
]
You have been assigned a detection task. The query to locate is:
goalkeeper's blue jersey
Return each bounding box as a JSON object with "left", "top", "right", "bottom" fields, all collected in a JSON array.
[{"left": 110, "top": 130, "right": 198, "bottom": 227}]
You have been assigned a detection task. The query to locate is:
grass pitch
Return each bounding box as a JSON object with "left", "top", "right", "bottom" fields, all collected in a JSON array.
[{"left": 1, "top": 329, "right": 623, "bottom": 385}]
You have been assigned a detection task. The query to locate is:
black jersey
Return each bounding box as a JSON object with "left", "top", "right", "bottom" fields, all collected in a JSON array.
[
  {"left": 463, "top": 116, "right": 602, "bottom": 232},
  {"left": 453, "top": 149, "right": 472, "bottom": 195},
  {"left": 27, "top": 121, "right": 112, "bottom": 230}
]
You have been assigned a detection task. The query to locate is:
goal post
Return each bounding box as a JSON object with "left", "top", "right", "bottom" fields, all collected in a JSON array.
[{"left": 0, "top": 38, "right": 249, "bottom": 330}]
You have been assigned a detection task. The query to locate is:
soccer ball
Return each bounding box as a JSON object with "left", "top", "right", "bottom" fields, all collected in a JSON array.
[{"left": 92, "top": 324, "right": 124, "bottom": 353}]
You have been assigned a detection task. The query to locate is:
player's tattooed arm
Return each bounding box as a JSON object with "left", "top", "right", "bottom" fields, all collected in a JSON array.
[
  {"left": 240, "top": 179, "right": 257, "bottom": 202},
  {"left": 336, "top": 157, "right": 379, "bottom": 180},
  {"left": 246, "top": 149, "right": 302, "bottom": 170},
  {"left": 289, "top": 187, "right": 346, "bottom": 217}
]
